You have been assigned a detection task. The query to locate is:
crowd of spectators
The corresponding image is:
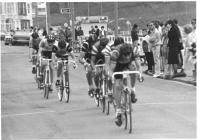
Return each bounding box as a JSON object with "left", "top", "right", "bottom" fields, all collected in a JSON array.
[{"left": 139, "top": 18, "right": 196, "bottom": 80}]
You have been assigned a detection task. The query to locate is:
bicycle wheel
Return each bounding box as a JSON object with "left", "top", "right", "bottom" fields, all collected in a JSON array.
[
  {"left": 36, "top": 65, "right": 41, "bottom": 89},
  {"left": 65, "top": 86, "right": 70, "bottom": 103},
  {"left": 64, "top": 72, "right": 70, "bottom": 103},
  {"left": 101, "top": 97, "right": 105, "bottom": 113},
  {"left": 128, "top": 94, "right": 132, "bottom": 133},
  {"left": 44, "top": 85, "right": 49, "bottom": 99},
  {"left": 58, "top": 80, "right": 64, "bottom": 102},
  {"left": 44, "top": 71, "right": 50, "bottom": 99}
]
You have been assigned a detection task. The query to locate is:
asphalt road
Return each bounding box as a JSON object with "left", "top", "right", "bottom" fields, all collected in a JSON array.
[{"left": 1, "top": 43, "right": 196, "bottom": 139}]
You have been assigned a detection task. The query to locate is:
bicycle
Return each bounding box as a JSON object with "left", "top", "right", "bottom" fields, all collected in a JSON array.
[
  {"left": 94, "top": 63, "right": 108, "bottom": 113},
  {"left": 109, "top": 70, "right": 143, "bottom": 133},
  {"left": 42, "top": 57, "right": 53, "bottom": 99},
  {"left": 35, "top": 56, "right": 42, "bottom": 89},
  {"left": 56, "top": 56, "right": 77, "bottom": 102}
]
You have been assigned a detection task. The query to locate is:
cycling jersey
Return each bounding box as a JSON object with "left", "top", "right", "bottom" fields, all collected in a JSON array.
[
  {"left": 39, "top": 39, "right": 58, "bottom": 58},
  {"left": 54, "top": 40, "right": 72, "bottom": 59},
  {"left": 91, "top": 40, "right": 111, "bottom": 64},
  {"left": 111, "top": 44, "right": 135, "bottom": 64},
  {"left": 81, "top": 39, "right": 94, "bottom": 63},
  {"left": 111, "top": 43, "right": 136, "bottom": 79}
]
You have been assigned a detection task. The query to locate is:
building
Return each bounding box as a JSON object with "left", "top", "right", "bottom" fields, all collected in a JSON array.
[
  {"left": 0, "top": 2, "right": 33, "bottom": 32},
  {"left": 32, "top": 2, "right": 47, "bottom": 28}
]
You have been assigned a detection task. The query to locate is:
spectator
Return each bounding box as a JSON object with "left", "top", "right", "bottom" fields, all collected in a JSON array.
[
  {"left": 95, "top": 25, "right": 100, "bottom": 39},
  {"left": 148, "top": 21, "right": 161, "bottom": 77},
  {"left": 165, "top": 20, "right": 181, "bottom": 79},
  {"left": 42, "top": 28, "right": 47, "bottom": 37},
  {"left": 131, "top": 23, "right": 139, "bottom": 47},
  {"left": 160, "top": 25, "right": 169, "bottom": 76},
  {"left": 99, "top": 26, "right": 107, "bottom": 39},
  {"left": 78, "top": 26, "right": 84, "bottom": 36},
  {"left": 89, "top": 25, "right": 95, "bottom": 35},
  {"left": 173, "top": 19, "right": 184, "bottom": 72},
  {"left": 183, "top": 19, "right": 196, "bottom": 79},
  {"left": 143, "top": 23, "right": 155, "bottom": 74}
]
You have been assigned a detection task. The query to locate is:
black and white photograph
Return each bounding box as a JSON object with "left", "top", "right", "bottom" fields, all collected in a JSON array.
[{"left": 1, "top": 0, "right": 196, "bottom": 139}]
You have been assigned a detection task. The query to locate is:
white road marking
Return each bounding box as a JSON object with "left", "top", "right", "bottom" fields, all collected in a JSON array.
[{"left": 2, "top": 102, "right": 196, "bottom": 118}]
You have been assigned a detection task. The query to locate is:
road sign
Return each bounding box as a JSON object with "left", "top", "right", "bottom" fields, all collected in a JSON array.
[{"left": 60, "top": 8, "right": 71, "bottom": 14}]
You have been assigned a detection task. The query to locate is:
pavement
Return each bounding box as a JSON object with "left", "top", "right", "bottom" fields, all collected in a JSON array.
[{"left": 141, "top": 62, "right": 196, "bottom": 86}]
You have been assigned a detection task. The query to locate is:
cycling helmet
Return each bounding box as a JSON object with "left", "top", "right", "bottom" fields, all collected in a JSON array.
[
  {"left": 100, "top": 37, "right": 109, "bottom": 46},
  {"left": 114, "top": 37, "right": 124, "bottom": 46},
  {"left": 120, "top": 43, "right": 132, "bottom": 54},
  {"left": 46, "top": 34, "right": 55, "bottom": 43}
]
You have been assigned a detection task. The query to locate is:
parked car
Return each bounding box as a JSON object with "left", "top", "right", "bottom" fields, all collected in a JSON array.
[
  {"left": 1, "top": 31, "right": 6, "bottom": 40},
  {"left": 4, "top": 33, "right": 12, "bottom": 45},
  {"left": 11, "top": 31, "right": 30, "bottom": 46}
]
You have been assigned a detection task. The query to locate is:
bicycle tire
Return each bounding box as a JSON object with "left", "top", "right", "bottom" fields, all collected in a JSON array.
[
  {"left": 101, "top": 97, "right": 105, "bottom": 113},
  {"left": 94, "top": 95, "right": 99, "bottom": 107},
  {"left": 65, "top": 86, "right": 70, "bottom": 103},
  {"left": 128, "top": 94, "right": 132, "bottom": 133},
  {"left": 124, "top": 92, "right": 128, "bottom": 130},
  {"left": 106, "top": 101, "right": 110, "bottom": 115},
  {"left": 59, "top": 80, "right": 64, "bottom": 102},
  {"left": 65, "top": 71, "right": 70, "bottom": 103},
  {"left": 44, "top": 85, "right": 49, "bottom": 99}
]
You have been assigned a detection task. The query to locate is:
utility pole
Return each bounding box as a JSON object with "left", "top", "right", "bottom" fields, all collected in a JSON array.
[
  {"left": 114, "top": 2, "right": 118, "bottom": 37},
  {"left": 71, "top": 2, "right": 75, "bottom": 42},
  {"left": 88, "top": 2, "right": 90, "bottom": 17},
  {"left": 46, "top": 2, "right": 51, "bottom": 33},
  {"left": 100, "top": 2, "right": 103, "bottom": 16},
  {"left": 35, "top": 2, "right": 38, "bottom": 27}
]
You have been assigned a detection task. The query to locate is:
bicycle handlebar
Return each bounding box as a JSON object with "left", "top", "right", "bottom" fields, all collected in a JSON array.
[
  {"left": 112, "top": 71, "right": 142, "bottom": 83},
  {"left": 41, "top": 58, "right": 52, "bottom": 61},
  {"left": 56, "top": 59, "right": 77, "bottom": 69}
]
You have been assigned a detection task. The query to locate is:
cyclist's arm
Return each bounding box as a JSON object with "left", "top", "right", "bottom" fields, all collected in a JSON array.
[
  {"left": 91, "top": 55, "right": 96, "bottom": 70},
  {"left": 52, "top": 45, "right": 58, "bottom": 64},
  {"left": 69, "top": 51, "right": 76, "bottom": 62},
  {"left": 38, "top": 40, "right": 44, "bottom": 57},
  {"left": 78, "top": 51, "right": 86, "bottom": 64}
]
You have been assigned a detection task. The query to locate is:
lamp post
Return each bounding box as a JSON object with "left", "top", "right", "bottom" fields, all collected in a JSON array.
[
  {"left": 46, "top": 2, "right": 51, "bottom": 33},
  {"left": 71, "top": 2, "right": 75, "bottom": 42},
  {"left": 114, "top": 2, "right": 118, "bottom": 37}
]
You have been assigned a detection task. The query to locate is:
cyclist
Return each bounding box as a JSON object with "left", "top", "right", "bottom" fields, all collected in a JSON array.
[
  {"left": 108, "top": 42, "right": 140, "bottom": 127},
  {"left": 79, "top": 34, "right": 98, "bottom": 97},
  {"left": 54, "top": 39, "right": 77, "bottom": 87},
  {"left": 31, "top": 28, "right": 41, "bottom": 74},
  {"left": 38, "top": 34, "right": 58, "bottom": 90},
  {"left": 104, "top": 37, "right": 125, "bottom": 101},
  {"left": 91, "top": 37, "right": 111, "bottom": 96}
]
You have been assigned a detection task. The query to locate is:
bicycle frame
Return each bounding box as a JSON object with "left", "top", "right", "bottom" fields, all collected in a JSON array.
[
  {"left": 56, "top": 58, "right": 76, "bottom": 102},
  {"left": 42, "top": 58, "right": 52, "bottom": 86},
  {"left": 95, "top": 64, "right": 106, "bottom": 97}
]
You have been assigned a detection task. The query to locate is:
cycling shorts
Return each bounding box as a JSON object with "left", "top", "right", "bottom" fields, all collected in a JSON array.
[{"left": 41, "top": 51, "right": 52, "bottom": 59}]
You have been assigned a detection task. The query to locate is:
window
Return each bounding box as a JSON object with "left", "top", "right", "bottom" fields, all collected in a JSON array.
[
  {"left": 27, "top": 4, "right": 30, "bottom": 13},
  {"left": 0, "top": 3, "right": 2, "bottom": 14},
  {"left": 18, "top": 2, "right": 26, "bottom": 15}
]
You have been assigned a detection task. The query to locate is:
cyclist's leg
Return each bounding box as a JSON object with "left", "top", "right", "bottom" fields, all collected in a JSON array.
[
  {"left": 128, "top": 64, "right": 138, "bottom": 103},
  {"left": 86, "top": 64, "right": 94, "bottom": 91},
  {"left": 40, "top": 60, "right": 47, "bottom": 84},
  {"left": 113, "top": 78, "right": 123, "bottom": 126},
  {"left": 32, "top": 48, "right": 37, "bottom": 74},
  {"left": 94, "top": 67, "right": 100, "bottom": 89},
  {"left": 49, "top": 62, "right": 54, "bottom": 88}
]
